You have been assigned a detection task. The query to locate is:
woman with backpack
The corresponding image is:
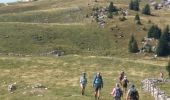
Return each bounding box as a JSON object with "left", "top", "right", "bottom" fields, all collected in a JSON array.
[
  {"left": 93, "top": 72, "right": 103, "bottom": 100},
  {"left": 126, "top": 84, "right": 139, "bottom": 100},
  {"left": 80, "top": 72, "right": 87, "bottom": 95},
  {"left": 110, "top": 83, "right": 123, "bottom": 100}
]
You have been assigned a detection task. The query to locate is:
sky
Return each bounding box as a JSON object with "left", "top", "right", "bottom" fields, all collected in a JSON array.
[{"left": 0, "top": 0, "right": 17, "bottom": 3}]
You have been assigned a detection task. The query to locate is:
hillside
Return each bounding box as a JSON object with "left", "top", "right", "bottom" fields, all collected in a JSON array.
[
  {"left": 0, "top": 0, "right": 169, "bottom": 57},
  {"left": 0, "top": 0, "right": 170, "bottom": 100}
]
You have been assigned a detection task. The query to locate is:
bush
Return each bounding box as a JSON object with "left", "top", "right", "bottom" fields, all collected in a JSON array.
[
  {"left": 107, "top": 12, "right": 113, "bottom": 18},
  {"left": 119, "top": 16, "right": 127, "bottom": 21},
  {"left": 142, "top": 4, "right": 151, "bottom": 15},
  {"left": 129, "top": 34, "right": 139, "bottom": 53},
  {"left": 129, "top": 0, "right": 140, "bottom": 11}
]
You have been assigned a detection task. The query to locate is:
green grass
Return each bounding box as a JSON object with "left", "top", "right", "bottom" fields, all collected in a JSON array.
[
  {"left": 158, "top": 83, "right": 170, "bottom": 96},
  {"left": 0, "top": 23, "right": 117, "bottom": 55},
  {"left": 0, "top": 0, "right": 170, "bottom": 99},
  {"left": 0, "top": 7, "right": 86, "bottom": 23},
  {"left": 0, "top": 55, "right": 168, "bottom": 100}
]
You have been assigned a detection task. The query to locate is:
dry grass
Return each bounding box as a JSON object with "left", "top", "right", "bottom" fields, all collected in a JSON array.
[{"left": 0, "top": 55, "right": 169, "bottom": 100}]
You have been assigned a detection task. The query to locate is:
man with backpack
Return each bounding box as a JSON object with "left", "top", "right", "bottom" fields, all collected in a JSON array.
[
  {"left": 110, "top": 83, "right": 123, "bottom": 100},
  {"left": 93, "top": 72, "right": 103, "bottom": 100},
  {"left": 121, "top": 76, "right": 129, "bottom": 93},
  {"left": 80, "top": 72, "right": 87, "bottom": 95},
  {"left": 126, "top": 84, "right": 139, "bottom": 100}
]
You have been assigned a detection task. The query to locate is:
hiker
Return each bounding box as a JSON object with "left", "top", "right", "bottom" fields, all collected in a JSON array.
[
  {"left": 121, "top": 76, "right": 129, "bottom": 93},
  {"left": 80, "top": 72, "right": 88, "bottom": 95},
  {"left": 93, "top": 72, "right": 103, "bottom": 100},
  {"left": 159, "top": 71, "right": 164, "bottom": 82},
  {"left": 110, "top": 83, "right": 123, "bottom": 100},
  {"left": 119, "top": 71, "right": 125, "bottom": 86},
  {"left": 126, "top": 84, "right": 139, "bottom": 100}
]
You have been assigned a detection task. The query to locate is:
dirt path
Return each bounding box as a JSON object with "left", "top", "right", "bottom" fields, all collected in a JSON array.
[{"left": 72, "top": 55, "right": 167, "bottom": 67}]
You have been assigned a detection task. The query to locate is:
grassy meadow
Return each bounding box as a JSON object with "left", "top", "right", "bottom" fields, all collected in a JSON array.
[
  {"left": 0, "top": 0, "right": 170, "bottom": 100},
  {"left": 0, "top": 55, "right": 168, "bottom": 100}
]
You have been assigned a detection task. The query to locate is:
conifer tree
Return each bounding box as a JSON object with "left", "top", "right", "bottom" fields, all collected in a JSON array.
[
  {"left": 135, "top": 14, "right": 140, "bottom": 21},
  {"left": 166, "top": 61, "right": 170, "bottom": 78},
  {"left": 129, "top": 34, "right": 139, "bottom": 53},
  {"left": 135, "top": 14, "right": 142, "bottom": 25},
  {"left": 108, "top": 2, "right": 117, "bottom": 13},
  {"left": 142, "top": 4, "right": 151, "bottom": 15},
  {"left": 161, "top": 25, "right": 170, "bottom": 42},
  {"left": 156, "top": 25, "right": 170, "bottom": 56},
  {"left": 129, "top": 0, "right": 134, "bottom": 10},
  {"left": 156, "top": 38, "right": 168, "bottom": 56},
  {"left": 148, "top": 25, "right": 161, "bottom": 39},
  {"left": 133, "top": 0, "right": 140, "bottom": 11}
]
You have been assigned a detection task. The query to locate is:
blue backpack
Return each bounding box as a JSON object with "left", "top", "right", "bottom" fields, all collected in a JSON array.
[
  {"left": 114, "top": 87, "right": 122, "bottom": 98},
  {"left": 94, "top": 76, "right": 102, "bottom": 84}
]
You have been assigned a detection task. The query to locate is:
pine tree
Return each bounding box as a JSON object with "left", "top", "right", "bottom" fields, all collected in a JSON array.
[
  {"left": 148, "top": 25, "right": 161, "bottom": 39},
  {"left": 133, "top": 0, "right": 140, "bottom": 11},
  {"left": 154, "top": 25, "right": 162, "bottom": 39},
  {"left": 108, "top": 2, "right": 117, "bottom": 13},
  {"left": 129, "top": 0, "right": 134, "bottom": 10},
  {"left": 166, "top": 61, "right": 170, "bottom": 78},
  {"left": 135, "top": 14, "right": 141, "bottom": 25},
  {"left": 142, "top": 4, "right": 151, "bottom": 15},
  {"left": 148, "top": 25, "right": 155, "bottom": 38},
  {"left": 129, "top": 34, "right": 139, "bottom": 53},
  {"left": 156, "top": 25, "right": 170, "bottom": 56},
  {"left": 107, "top": 12, "right": 113, "bottom": 18},
  {"left": 135, "top": 14, "right": 140, "bottom": 20},
  {"left": 161, "top": 25, "right": 170, "bottom": 42},
  {"left": 156, "top": 38, "right": 168, "bottom": 56}
]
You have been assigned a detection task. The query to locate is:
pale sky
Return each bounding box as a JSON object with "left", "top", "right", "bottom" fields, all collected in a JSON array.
[{"left": 0, "top": 0, "right": 17, "bottom": 3}]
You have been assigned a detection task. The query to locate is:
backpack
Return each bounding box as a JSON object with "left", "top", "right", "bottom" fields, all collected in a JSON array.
[
  {"left": 114, "top": 87, "right": 122, "bottom": 98},
  {"left": 80, "top": 76, "right": 87, "bottom": 85},
  {"left": 129, "top": 89, "right": 138, "bottom": 100},
  {"left": 94, "top": 76, "right": 102, "bottom": 84}
]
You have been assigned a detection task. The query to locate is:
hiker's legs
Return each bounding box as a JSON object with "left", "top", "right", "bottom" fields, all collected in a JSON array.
[
  {"left": 115, "top": 97, "right": 121, "bottom": 100},
  {"left": 123, "top": 86, "right": 127, "bottom": 93},
  {"left": 80, "top": 84, "right": 85, "bottom": 95},
  {"left": 94, "top": 85, "right": 101, "bottom": 100},
  {"left": 94, "top": 86, "right": 98, "bottom": 99},
  {"left": 125, "top": 87, "right": 127, "bottom": 93},
  {"left": 97, "top": 89, "right": 101, "bottom": 99}
]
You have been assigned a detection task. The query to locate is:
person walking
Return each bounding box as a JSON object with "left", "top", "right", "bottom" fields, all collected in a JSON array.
[
  {"left": 93, "top": 72, "right": 103, "bottom": 100},
  {"left": 80, "top": 72, "right": 87, "bottom": 95},
  {"left": 159, "top": 71, "right": 164, "bottom": 82},
  {"left": 126, "top": 84, "right": 139, "bottom": 100},
  {"left": 119, "top": 71, "right": 125, "bottom": 86},
  {"left": 110, "top": 83, "right": 123, "bottom": 100}
]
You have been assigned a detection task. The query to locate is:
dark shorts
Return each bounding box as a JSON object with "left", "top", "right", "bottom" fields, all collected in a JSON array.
[{"left": 94, "top": 84, "right": 102, "bottom": 91}]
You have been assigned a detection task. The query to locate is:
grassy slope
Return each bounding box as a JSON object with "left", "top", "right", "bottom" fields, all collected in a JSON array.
[
  {"left": 0, "top": 0, "right": 169, "bottom": 56},
  {"left": 0, "top": 0, "right": 170, "bottom": 99},
  {"left": 0, "top": 55, "right": 168, "bottom": 100}
]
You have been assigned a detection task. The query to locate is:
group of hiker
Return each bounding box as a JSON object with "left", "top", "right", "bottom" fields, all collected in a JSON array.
[{"left": 79, "top": 71, "right": 139, "bottom": 100}]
